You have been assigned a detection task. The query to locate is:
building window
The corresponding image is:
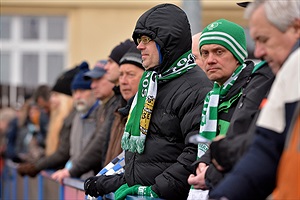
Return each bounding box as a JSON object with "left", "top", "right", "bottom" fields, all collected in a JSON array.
[
  {"left": 47, "top": 52, "right": 65, "bottom": 84},
  {"left": 22, "top": 52, "right": 39, "bottom": 87},
  {"left": 0, "top": 51, "right": 11, "bottom": 84},
  {"left": 22, "top": 16, "right": 40, "bottom": 40},
  {"left": 0, "top": 15, "right": 68, "bottom": 107},
  {"left": 47, "top": 16, "right": 66, "bottom": 40},
  {"left": 0, "top": 16, "right": 11, "bottom": 40}
]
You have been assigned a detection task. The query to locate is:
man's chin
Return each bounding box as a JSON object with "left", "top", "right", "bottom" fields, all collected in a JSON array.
[
  {"left": 268, "top": 62, "right": 281, "bottom": 75},
  {"left": 75, "top": 105, "right": 87, "bottom": 112}
]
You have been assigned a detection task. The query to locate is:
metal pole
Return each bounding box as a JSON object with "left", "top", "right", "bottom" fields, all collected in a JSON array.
[{"left": 181, "top": 0, "right": 202, "bottom": 35}]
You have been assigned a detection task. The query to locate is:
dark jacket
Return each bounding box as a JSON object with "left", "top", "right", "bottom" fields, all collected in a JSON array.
[
  {"left": 97, "top": 4, "right": 213, "bottom": 200},
  {"left": 200, "top": 61, "right": 275, "bottom": 189}
]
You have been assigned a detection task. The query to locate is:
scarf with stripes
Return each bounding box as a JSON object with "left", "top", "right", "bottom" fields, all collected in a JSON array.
[
  {"left": 121, "top": 50, "right": 195, "bottom": 154},
  {"left": 198, "top": 63, "right": 246, "bottom": 158}
]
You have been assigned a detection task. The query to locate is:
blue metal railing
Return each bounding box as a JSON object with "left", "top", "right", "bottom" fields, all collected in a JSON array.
[{"left": 1, "top": 160, "right": 163, "bottom": 200}]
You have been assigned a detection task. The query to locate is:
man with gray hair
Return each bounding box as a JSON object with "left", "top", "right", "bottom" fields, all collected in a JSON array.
[{"left": 209, "top": 0, "right": 300, "bottom": 199}]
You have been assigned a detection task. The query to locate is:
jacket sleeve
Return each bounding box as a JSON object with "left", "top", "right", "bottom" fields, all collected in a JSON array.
[
  {"left": 209, "top": 127, "right": 286, "bottom": 200},
  {"left": 209, "top": 99, "right": 299, "bottom": 200},
  {"left": 97, "top": 174, "right": 126, "bottom": 195},
  {"left": 35, "top": 110, "right": 75, "bottom": 171},
  {"left": 210, "top": 115, "right": 258, "bottom": 171}
]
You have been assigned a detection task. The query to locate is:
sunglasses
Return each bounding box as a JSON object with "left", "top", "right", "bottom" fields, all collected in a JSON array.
[{"left": 137, "top": 36, "right": 152, "bottom": 45}]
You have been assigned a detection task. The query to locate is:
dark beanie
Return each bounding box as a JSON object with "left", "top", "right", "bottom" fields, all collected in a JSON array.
[
  {"left": 119, "top": 47, "right": 144, "bottom": 70},
  {"left": 52, "top": 66, "right": 80, "bottom": 96},
  {"left": 71, "top": 61, "right": 92, "bottom": 90},
  {"left": 109, "top": 39, "right": 136, "bottom": 64}
]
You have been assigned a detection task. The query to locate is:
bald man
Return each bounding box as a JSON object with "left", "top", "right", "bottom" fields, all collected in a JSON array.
[{"left": 192, "top": 32, "right": 203, "bottom": 69}]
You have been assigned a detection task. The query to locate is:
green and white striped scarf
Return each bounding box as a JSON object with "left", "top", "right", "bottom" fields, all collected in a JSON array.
[
  {"left": 121, "top": 50, "right": 196, "bottom": 154},
  {"left": 198, "top": 64, "right": 246, "bottom": 158}
]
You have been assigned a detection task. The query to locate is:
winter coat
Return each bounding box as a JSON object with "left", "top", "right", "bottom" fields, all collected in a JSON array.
[
  {"left": 199, "top": 61, "right": 275, "bottom": 189},
  {"left": 69, "top": 102, "right": 99, "bottom": 180},
  {"left": 271, "top": 101, "right": 300, "bottom": 200},
  {"left": 69, "top": 94, "right": 125, "bottom": 177},
  {"left": 98, "top": 4, "right": 213, "bottom": 200}
]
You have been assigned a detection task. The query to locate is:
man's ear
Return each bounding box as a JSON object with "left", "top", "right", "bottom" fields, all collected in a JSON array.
[{"left": 294, "top": 18, "right": 300, "bottom": 37}]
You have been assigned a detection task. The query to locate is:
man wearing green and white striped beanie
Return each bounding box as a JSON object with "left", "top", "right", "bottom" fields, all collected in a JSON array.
[
  {"left": 199, "top": 18, "right": 248, "bottom": 65},
  {"left": 196, "top": 19, "right": 248, "bottom": 145},
  {"left": 188, "top": 18, "right": 274, "bottom": 196},
  {"left": 189, "top": 18, "right": 250, "bottom": 194}
]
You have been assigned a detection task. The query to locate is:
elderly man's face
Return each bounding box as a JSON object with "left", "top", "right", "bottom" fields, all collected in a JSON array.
[
  {"left": 119, "top": 63, "right": 144, "bottom": 101},
  {"left": 249, "top": 5, "right": 299, "bottom": 74},
  {"left": 72, "top": 89, "right": 95, "bottom": 113}
]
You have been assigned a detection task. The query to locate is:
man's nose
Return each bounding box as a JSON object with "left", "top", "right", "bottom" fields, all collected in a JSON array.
[
  {"left": 254, "top": 42, "right": 266, "bottom": 59},
  {"left": 206, "top": 53, "right": 217, "bottom": 64}
]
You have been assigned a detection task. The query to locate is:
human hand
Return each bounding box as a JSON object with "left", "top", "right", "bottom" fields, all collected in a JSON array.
[
  {"left": 188, "top": 162, "right": 209, "bottom": 189},
  {"left": 210, "top": 137, "right": 229, "bottom": 171},
  {"left": 211, "top": 158, "right": 225, "bottom": 171},
  {"left": 17, "top": 163, "right": 40, "bottom": 177},
  {"left": 51, "top": 168, "right": 70, "bottom": 184},
  {"left": 84, "top": 176, "right": 102, "bottom": 198},
  {"left": 213, "top": 135, "right": 225, "bottom": 142}
]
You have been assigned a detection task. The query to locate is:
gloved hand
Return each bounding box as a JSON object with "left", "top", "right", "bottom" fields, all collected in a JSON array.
[
  {"left": 210, "top": 139, "right": 232, "bottom": 171},
  {"left": 17, "top": 163, "right": 40, "bottom": 177},
  {"left": 114, "top": 183, "right": 159, "bottom": 200},
  {"left": 84, "top": 176, "right": 101, "bottom": 197}
]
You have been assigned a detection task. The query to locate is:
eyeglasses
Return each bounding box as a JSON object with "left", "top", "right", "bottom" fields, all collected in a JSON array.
[{"left": 137, "top": 36, "right": 152, "bottom": 45}]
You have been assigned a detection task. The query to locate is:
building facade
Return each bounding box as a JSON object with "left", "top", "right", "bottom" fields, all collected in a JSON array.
[{"left": 0, "top": 0, "right": 248, "bottom": 108}]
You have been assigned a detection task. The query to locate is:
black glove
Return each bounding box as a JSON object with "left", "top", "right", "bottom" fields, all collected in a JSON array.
[{"left": 84, "top": 176, "right": 102, "bottom": 197}]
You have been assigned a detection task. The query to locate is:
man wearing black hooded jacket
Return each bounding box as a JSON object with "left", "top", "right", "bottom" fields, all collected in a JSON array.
[{"left": 84, "top": 3, "right": 212, "bottom": 200}]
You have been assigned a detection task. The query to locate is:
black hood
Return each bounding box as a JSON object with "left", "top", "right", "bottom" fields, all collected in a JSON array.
[{"left": 132, "top": 4, "right": 192, "bottom": 73}]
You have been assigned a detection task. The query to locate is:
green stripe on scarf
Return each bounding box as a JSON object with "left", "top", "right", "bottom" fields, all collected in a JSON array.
[
  {"left": 121, "top": 50, "right": 196, "bottom": 154},
  {"left": 198, "top": 63, "right": 246, "bottom": 158}
]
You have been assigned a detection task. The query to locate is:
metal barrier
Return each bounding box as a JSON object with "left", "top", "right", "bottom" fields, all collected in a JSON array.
[
  {"left": 1, "top": 160, "right": 163, "bottom": 200},
  {"left": 2, "top": 160, "right": 69, "bottom": 200}
]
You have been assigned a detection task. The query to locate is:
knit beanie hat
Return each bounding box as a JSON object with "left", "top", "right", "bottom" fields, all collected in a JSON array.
[
  {"left": 71, "top": 61, "right": 91, "bottom": 90},
  {"left": 199, "top": 19, "right": 248, "bottom": 64},
  {"left": 109, "top": 39, "right": 136, "bottom": 64},
  {"left": 52, "top": 66, "right": 80, "bottom": 96},
  {"left": 119, "top": 47, "right": 144, "bottom": 70}
]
